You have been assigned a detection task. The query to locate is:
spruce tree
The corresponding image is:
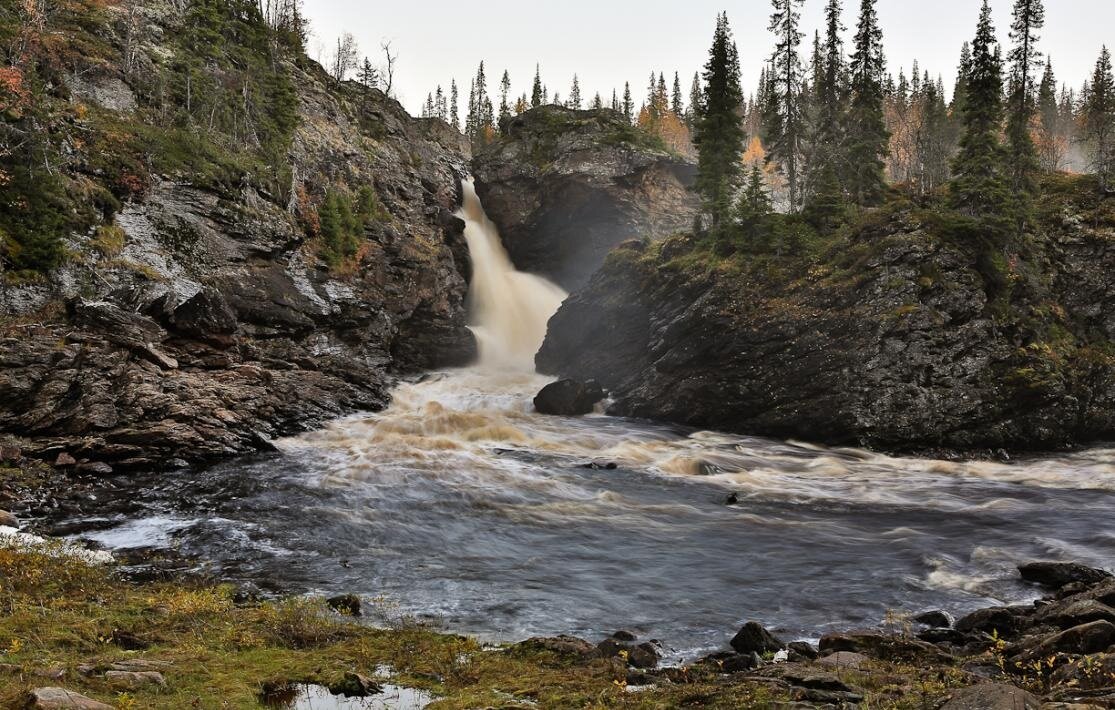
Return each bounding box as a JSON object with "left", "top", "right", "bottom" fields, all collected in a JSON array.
[
  {"left": 1036, "top": 59, "right": 1060, "bottom": 170},
  {"left": 672, "top": 72, "right": 685, "bottom": 117},
  {"left": 694, "top": 12, "right": 747, "bottom": 230},
  {"left": 737, "top": 165, "right": 774, "bottom": 247},
  {"left": 499, "top": 70, "right": 512, "bottom": 128},
  {"left": 569, "top": 75, "right": 582, "bottom": 109},
  {"left": 845, "top": 0, "right": 889, "bottom": 206},
  {"left": 766, "top": 0, "right": 805, "bottom": 213},
  {"left": 1082, "top": 46, "right": 1115, "bottom": 190},
  {"left": 450, "top": 80, "right": 460, "bottom": 131},
  {"left": 950, "top": 0, "right": 1011, "bottom": 232},
  {"left": 591, "top": 92, "right": 603, "bottom": 110},
  {"left": 688, "top": 72, "right": 702, "bottom": 127},
  {"left": 1005, "top": 0, "right": 1045, "bottom": 204},
  {"left": 805, "top": 0, "right": 848, "bottom": 223},
  {"left": 531, "top": 65, "right": 543, "bottom": 108},
  {"left": 623, "top": 82, "right": 634, "bottom": 124}
]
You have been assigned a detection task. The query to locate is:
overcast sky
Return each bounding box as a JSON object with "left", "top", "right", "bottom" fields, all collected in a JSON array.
[{"left": 301, "top": 1, "right": 1114, "bottom": 116}]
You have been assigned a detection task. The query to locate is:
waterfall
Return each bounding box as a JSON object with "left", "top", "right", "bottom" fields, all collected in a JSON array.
[{"left": 457, "top": 179, "right": 568, "bottom": 372}]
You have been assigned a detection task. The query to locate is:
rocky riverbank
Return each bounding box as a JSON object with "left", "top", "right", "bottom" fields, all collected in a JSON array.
[
  {"left": 538, "top": 176, "right": 1115, "bottom": 454},
  {"left": 2, "top": 515, "right": 1113, "bottom": 709},
  {"left": 0, "top": 3, "right": 476, "bottom": 471}
]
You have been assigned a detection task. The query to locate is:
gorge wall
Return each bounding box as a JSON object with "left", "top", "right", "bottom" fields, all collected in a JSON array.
[
  {"left": 0, "top": 3, "right": 474, "bottom": 470},
  {"left": 472, "top": 106, "right": 700, "bottom": 290},
  {"left": 538, "top": 183, "right": 1115, "bottom": 454}
]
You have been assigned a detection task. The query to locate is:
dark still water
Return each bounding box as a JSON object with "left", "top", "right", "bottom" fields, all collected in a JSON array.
[{"left": 65, "top": 370, "right": 1115, "bottom": 661}]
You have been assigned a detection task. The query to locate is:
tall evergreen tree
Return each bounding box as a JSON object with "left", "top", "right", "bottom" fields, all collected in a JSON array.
[
  {"left": 950, "top": 0, "right": 1011, "bottom": 231},
  {"left": 672, "top": 72, "right": 685, "bottom": 116},
  {"left": 531, "top": 65, "right": 543, "bottom": 108},
  {"left": 1036, "top": 58, "right": 1062, "bottom": 170},
  {"left": 591, "top": 92, "right": 603, "bottom": 110},
  {"left": 737, "top": 165, "right": 774, "bottom": 247},
  {"left": 688, "top": 72, "right": 702, "bottom": 127},
  {"left": 695, "top": 13, "right": 747, "bottom": 230},
  {"left": 766, "top": 0, "right": 806, "bottom": 212},
  {"left": 1005, "top": 0, "right": 1045, "bottom": 204},
  {"left": 805, "top": 0, "right": 848, "bottom": 222},
  {"left": 623, "top": 82, "right": 634, "bottom": 124},
  {"left": 569, "top": 74, "right": 582, "bottom": 109},
  {"left": 450, "top": 80, "right": 460, "bottom": 131},
  {"left": 499, "top": 70, "right": 512, "bottom": 128},
  {"left": 845, "top": 0, "right": 889, "bottom": 206},
  {"left": 1082, "top": 46, "right": 1115, "bottom": 190}
]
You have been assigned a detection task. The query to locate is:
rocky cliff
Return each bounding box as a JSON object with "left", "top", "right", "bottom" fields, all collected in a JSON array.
[
  {"left": 472, "top": 106, "right": 699, "bottom": 289},
  {"left": 0, "top": 2, "right": 474, "bottom": 470},
  {"left": 538, "top": 178, "right": 1115, "bottom": 454}
]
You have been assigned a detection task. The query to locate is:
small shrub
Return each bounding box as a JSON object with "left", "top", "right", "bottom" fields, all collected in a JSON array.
[{"left": 258, "top": 597, "right": 347, "bottom": 649}]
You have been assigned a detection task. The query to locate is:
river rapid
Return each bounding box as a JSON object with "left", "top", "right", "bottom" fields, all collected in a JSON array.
[{"left": 67, "top": 181, "right": 1115, "bottom": 662}]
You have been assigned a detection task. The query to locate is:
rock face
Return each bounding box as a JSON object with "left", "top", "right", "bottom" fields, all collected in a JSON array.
[
  {"left": 537, "top": 189, "right": 1115, "bottom": 452},
  {"left": 0, "top": 32, "right": 475, "bottom": 467},
  {"left": 472, "top": 106, "right": 699, "bottom": 289}
]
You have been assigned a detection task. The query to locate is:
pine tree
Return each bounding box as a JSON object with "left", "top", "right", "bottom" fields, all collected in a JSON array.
[
  {"left": 672, "top": 72, "right": 684, "bottom": 116},
  {"left": 845, "top": 0, "right": 889, "bottom": 206},
  {"left": 611, "top": 89, "right": 620, "bottom": 112},
  {"left": 950, "top": 0, "right": 1011, "bottom": 231},
  {"left": 531, "top": 65, "right": 543, "bottom": 108},
  {"left": 766, "top": 0, "right": 806, "bottom": 213},
  {"left": 1082, "top": 46, "right": 1115, "bottom": 190},
  {"left": 450, "top": 80, "right": 460, "bottom": 131},
  {"left": 569, "top": 74, "right": 582, "bottom": 109},
  {"left": 1005, "top": 0, "right": 1045, "bottom": 204},
  {"left": 623, "top": 82, "right": 634, "bottom": 124},
  {"left": 694, "top": 12, "right": 747, "bottom": 230},
  {"left": 357, "top": 57, "right": 377, "bottom": 109},
  {"left": 591, "top": 92, "right": 603, "bottom": 110}
]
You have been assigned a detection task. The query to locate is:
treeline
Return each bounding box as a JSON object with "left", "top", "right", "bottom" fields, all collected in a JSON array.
[
  {"left": 423, "top": 0, "right": 1113, "bottom": 247},
  {"left": 687, "top": 0, "right": 1114, "bottom": 255}
]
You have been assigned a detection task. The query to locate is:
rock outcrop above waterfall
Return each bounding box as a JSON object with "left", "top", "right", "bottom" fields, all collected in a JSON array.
[
  {"left": 0, "top": 7, "right": 474, "bottom": 469},
  {"left": 538, "top": 177, "right": 1115, "bottom": 454},
  {"left": 471, "top": 106, "right": 700, "bottom": 289}
]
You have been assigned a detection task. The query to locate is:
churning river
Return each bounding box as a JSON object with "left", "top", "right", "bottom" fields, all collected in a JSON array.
[{"left": 68, "top": 182, "right": 1115, "bottom": 662}]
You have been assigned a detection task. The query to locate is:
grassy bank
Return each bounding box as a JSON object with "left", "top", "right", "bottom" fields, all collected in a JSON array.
[{"left": 0, "top": 541, "right": 983, "bottom": 709}]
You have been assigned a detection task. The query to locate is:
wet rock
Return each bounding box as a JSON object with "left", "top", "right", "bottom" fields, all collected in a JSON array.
[
  {"left": 818, "top": 632, "right": 953, "bottom": 663},
  {"left": 610, "top": 630, "right": 637, "bottom": 642},
  {"left": 913, "top": 610, "right": 955, "bottom": 628},
  {"left": 940, "top": 683, "right": 1041, "bottom": 710},
  {"left": 104, "top": 670, "right": 166, "bottom": 688},
  {"left": 329, "top": 672, "right": 382, "bottom": 698},
  {"left": 1022, "top": 620, "right": 1115, "bottom": 658},
  {"left": 1020, "top": 562, "right": 1113, "bottom": 590},
  {"left": 725, "top": 492, "right": 740, "bottom": 505},
  {"left": 515, "top": 635, "right": 599, "bottom": 662},
  {"left": 730, "top": 622, "right": 786, "bottom": 655},
  {"left": 956, "top": 606, "right": 1028, "bottom": 637},
  {"left": 699, "top": 651, "right": 760, "bottom": 673},
  {"left": 815, "top": 651, "right": 869, "bottom": 670},
  {"left": 596, "top": 638, "right": 659, "bottom": 669},
  {"left": 534, "top": 379, "right": 605, "bottom": 416},
  {"left": 326, "top": 594, "right": 362, "bottom": 617},
  {"left": 787, "top": 641, "right": 818, "bottom": 661},
  {"left": 26, "top": 687, "right": 114, "bottom": 709},
  {"left": 74, "top": 462, "right": 113, "bottom": 476},
  {"left": 1036, "top": 599, "right": 1115, "bottom": 629}
]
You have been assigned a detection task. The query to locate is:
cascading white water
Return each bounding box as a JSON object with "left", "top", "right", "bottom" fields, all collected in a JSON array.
[{"left": 457, "top": 179, "right": 568, "bottom": 372}]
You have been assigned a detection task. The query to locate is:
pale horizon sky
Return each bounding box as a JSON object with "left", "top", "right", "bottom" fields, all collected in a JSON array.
[{"left": 301, "top": 1, "right": 1114, "bottom": 117}]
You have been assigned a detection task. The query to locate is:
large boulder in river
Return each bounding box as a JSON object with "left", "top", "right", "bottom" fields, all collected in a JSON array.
[
  {"left": 537, "top": 178, "right": 1115, "bottom": 453},
  {"left": 534, "top": 379, "right": 605, "bottom": 416},
  {"left": 472, "top": 105, "right": 699, "bottom": 289},
  {"left": 1019, "top": 561, "right": 1113, "bottom": 590}
]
